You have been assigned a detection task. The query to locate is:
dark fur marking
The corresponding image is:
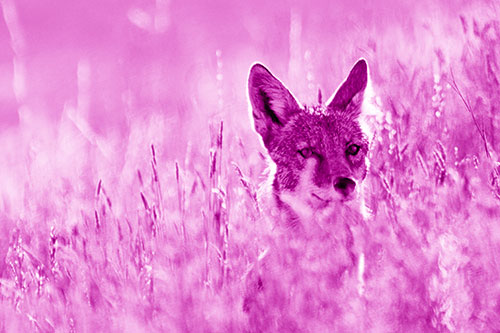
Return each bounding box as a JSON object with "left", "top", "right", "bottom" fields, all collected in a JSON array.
[{"left": 259, "top": 89, "right": 282, "bottom": 125}]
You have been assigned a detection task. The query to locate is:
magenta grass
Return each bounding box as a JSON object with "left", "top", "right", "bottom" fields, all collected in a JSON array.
[{"left": 1, "top": 0, "right": 500, "bottom": 331}]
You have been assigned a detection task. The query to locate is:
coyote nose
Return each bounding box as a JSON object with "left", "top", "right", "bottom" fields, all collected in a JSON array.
[{"left": 334, "top": 177, "right": 356, "bottom": 197}]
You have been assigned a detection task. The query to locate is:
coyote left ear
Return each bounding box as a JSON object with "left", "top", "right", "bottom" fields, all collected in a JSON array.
[
  {"left": 248, "top": 63, "right": 300, "bottom": 150},
  {"left": 327, "top": 59, "right": 368, "bottom": 116}
]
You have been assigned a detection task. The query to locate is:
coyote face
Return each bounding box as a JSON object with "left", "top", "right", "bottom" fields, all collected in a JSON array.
[{"left": 248, "top": 59, "right": 369, "bottom": 220}]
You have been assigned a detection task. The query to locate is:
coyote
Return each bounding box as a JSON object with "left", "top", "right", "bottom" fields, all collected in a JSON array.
[
  {"left": 243, "top": 60, "right": 371, "bottom": 331},
  {"left": 248, "top": 59, "right": 369, "bottom": 225}
]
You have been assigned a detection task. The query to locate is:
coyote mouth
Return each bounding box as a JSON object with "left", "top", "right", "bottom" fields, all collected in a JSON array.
[
  {"left": 313, "top": 192, "right": 355, "bottom": 205},
  {"left": 311, "top": 193, "right": 331, "bottom": 208}
]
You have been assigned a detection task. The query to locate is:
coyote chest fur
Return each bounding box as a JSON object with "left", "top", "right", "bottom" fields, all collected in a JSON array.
[{"left": 248, "top": 59, "right": 369, "bottom": 224}]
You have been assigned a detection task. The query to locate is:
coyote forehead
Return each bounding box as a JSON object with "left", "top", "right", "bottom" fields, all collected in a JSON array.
[{"left": 248, "top": 59, "right": 369, "bottom": 219}]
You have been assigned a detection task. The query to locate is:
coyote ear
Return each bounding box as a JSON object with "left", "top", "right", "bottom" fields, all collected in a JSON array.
[
  {"left": 248, "top": 63, "right": 300, "bottom": 149},
  {"left": 327, "top": 59, "right": 368, "bottom": 116}
]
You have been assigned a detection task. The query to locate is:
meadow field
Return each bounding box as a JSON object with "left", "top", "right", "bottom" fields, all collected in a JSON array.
[{"left": 0, "top": 0, "right": 500, "bottom": 331}]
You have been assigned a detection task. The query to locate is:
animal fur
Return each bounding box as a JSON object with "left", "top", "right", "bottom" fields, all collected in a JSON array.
[{"left": 242, "top": 60, "right": 372, "bottom": 332}]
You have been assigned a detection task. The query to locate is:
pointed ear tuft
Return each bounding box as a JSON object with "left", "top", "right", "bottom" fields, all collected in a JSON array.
[
  {"left": 327, "top": 59, "right": 368, "bottom": 115},
  {"left": 248, "top": 63, "right": 300, "bottom": 149}
]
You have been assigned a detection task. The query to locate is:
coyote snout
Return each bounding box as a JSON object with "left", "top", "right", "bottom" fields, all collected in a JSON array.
[
  {"left": 334, "top": 177, "right": 356, "bottom": 198},
  {"left": 248, "top": 59, "right": 369, "bottom": 221}
]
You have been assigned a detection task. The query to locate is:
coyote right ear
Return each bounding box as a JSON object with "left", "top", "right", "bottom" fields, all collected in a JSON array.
[
  {"left": 248, "top": 63, "right": 300, "bottom": 149},
  {"left": 327, "top": 59, "right": 368, "bottom": 117}
]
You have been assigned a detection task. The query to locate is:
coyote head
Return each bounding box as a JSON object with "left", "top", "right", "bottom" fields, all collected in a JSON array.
[{"left": 248, "top": 59, "right": 369, "bottom": 219}]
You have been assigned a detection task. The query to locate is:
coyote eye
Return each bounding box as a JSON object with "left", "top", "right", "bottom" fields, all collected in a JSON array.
[
  {"left": 346, "top": 144, "right": 360, "bottom": 156},
  {"left": 298, "top": 147, "right": 313, "bottom": 158}
]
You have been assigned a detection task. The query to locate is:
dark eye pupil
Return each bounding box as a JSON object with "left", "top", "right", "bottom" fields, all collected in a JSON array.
[
  {"left": 347, "top": 144, "right": 360, "bottom": 156},
  {"left": 299, "top": 148, "right": 312, "bottom": 158}
]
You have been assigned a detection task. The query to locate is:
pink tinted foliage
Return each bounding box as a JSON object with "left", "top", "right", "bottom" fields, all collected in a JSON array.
[{"left": 0, "top": 0, "right": 500, "bottom": 331}]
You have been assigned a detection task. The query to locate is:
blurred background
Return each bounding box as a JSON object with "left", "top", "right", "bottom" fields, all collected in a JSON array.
[{"left": 0, "top": 0, "right": 492, "bottom": 136}]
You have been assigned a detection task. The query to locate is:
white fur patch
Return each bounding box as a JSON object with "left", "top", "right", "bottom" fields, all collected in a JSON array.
[{"left": 279, "top": 159, "right": 361, "bottom": 223}]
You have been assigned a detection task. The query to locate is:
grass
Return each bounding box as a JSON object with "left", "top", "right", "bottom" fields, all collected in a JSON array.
[{"left": 1, "top": 6, "right": 500, "bottom": 333}]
